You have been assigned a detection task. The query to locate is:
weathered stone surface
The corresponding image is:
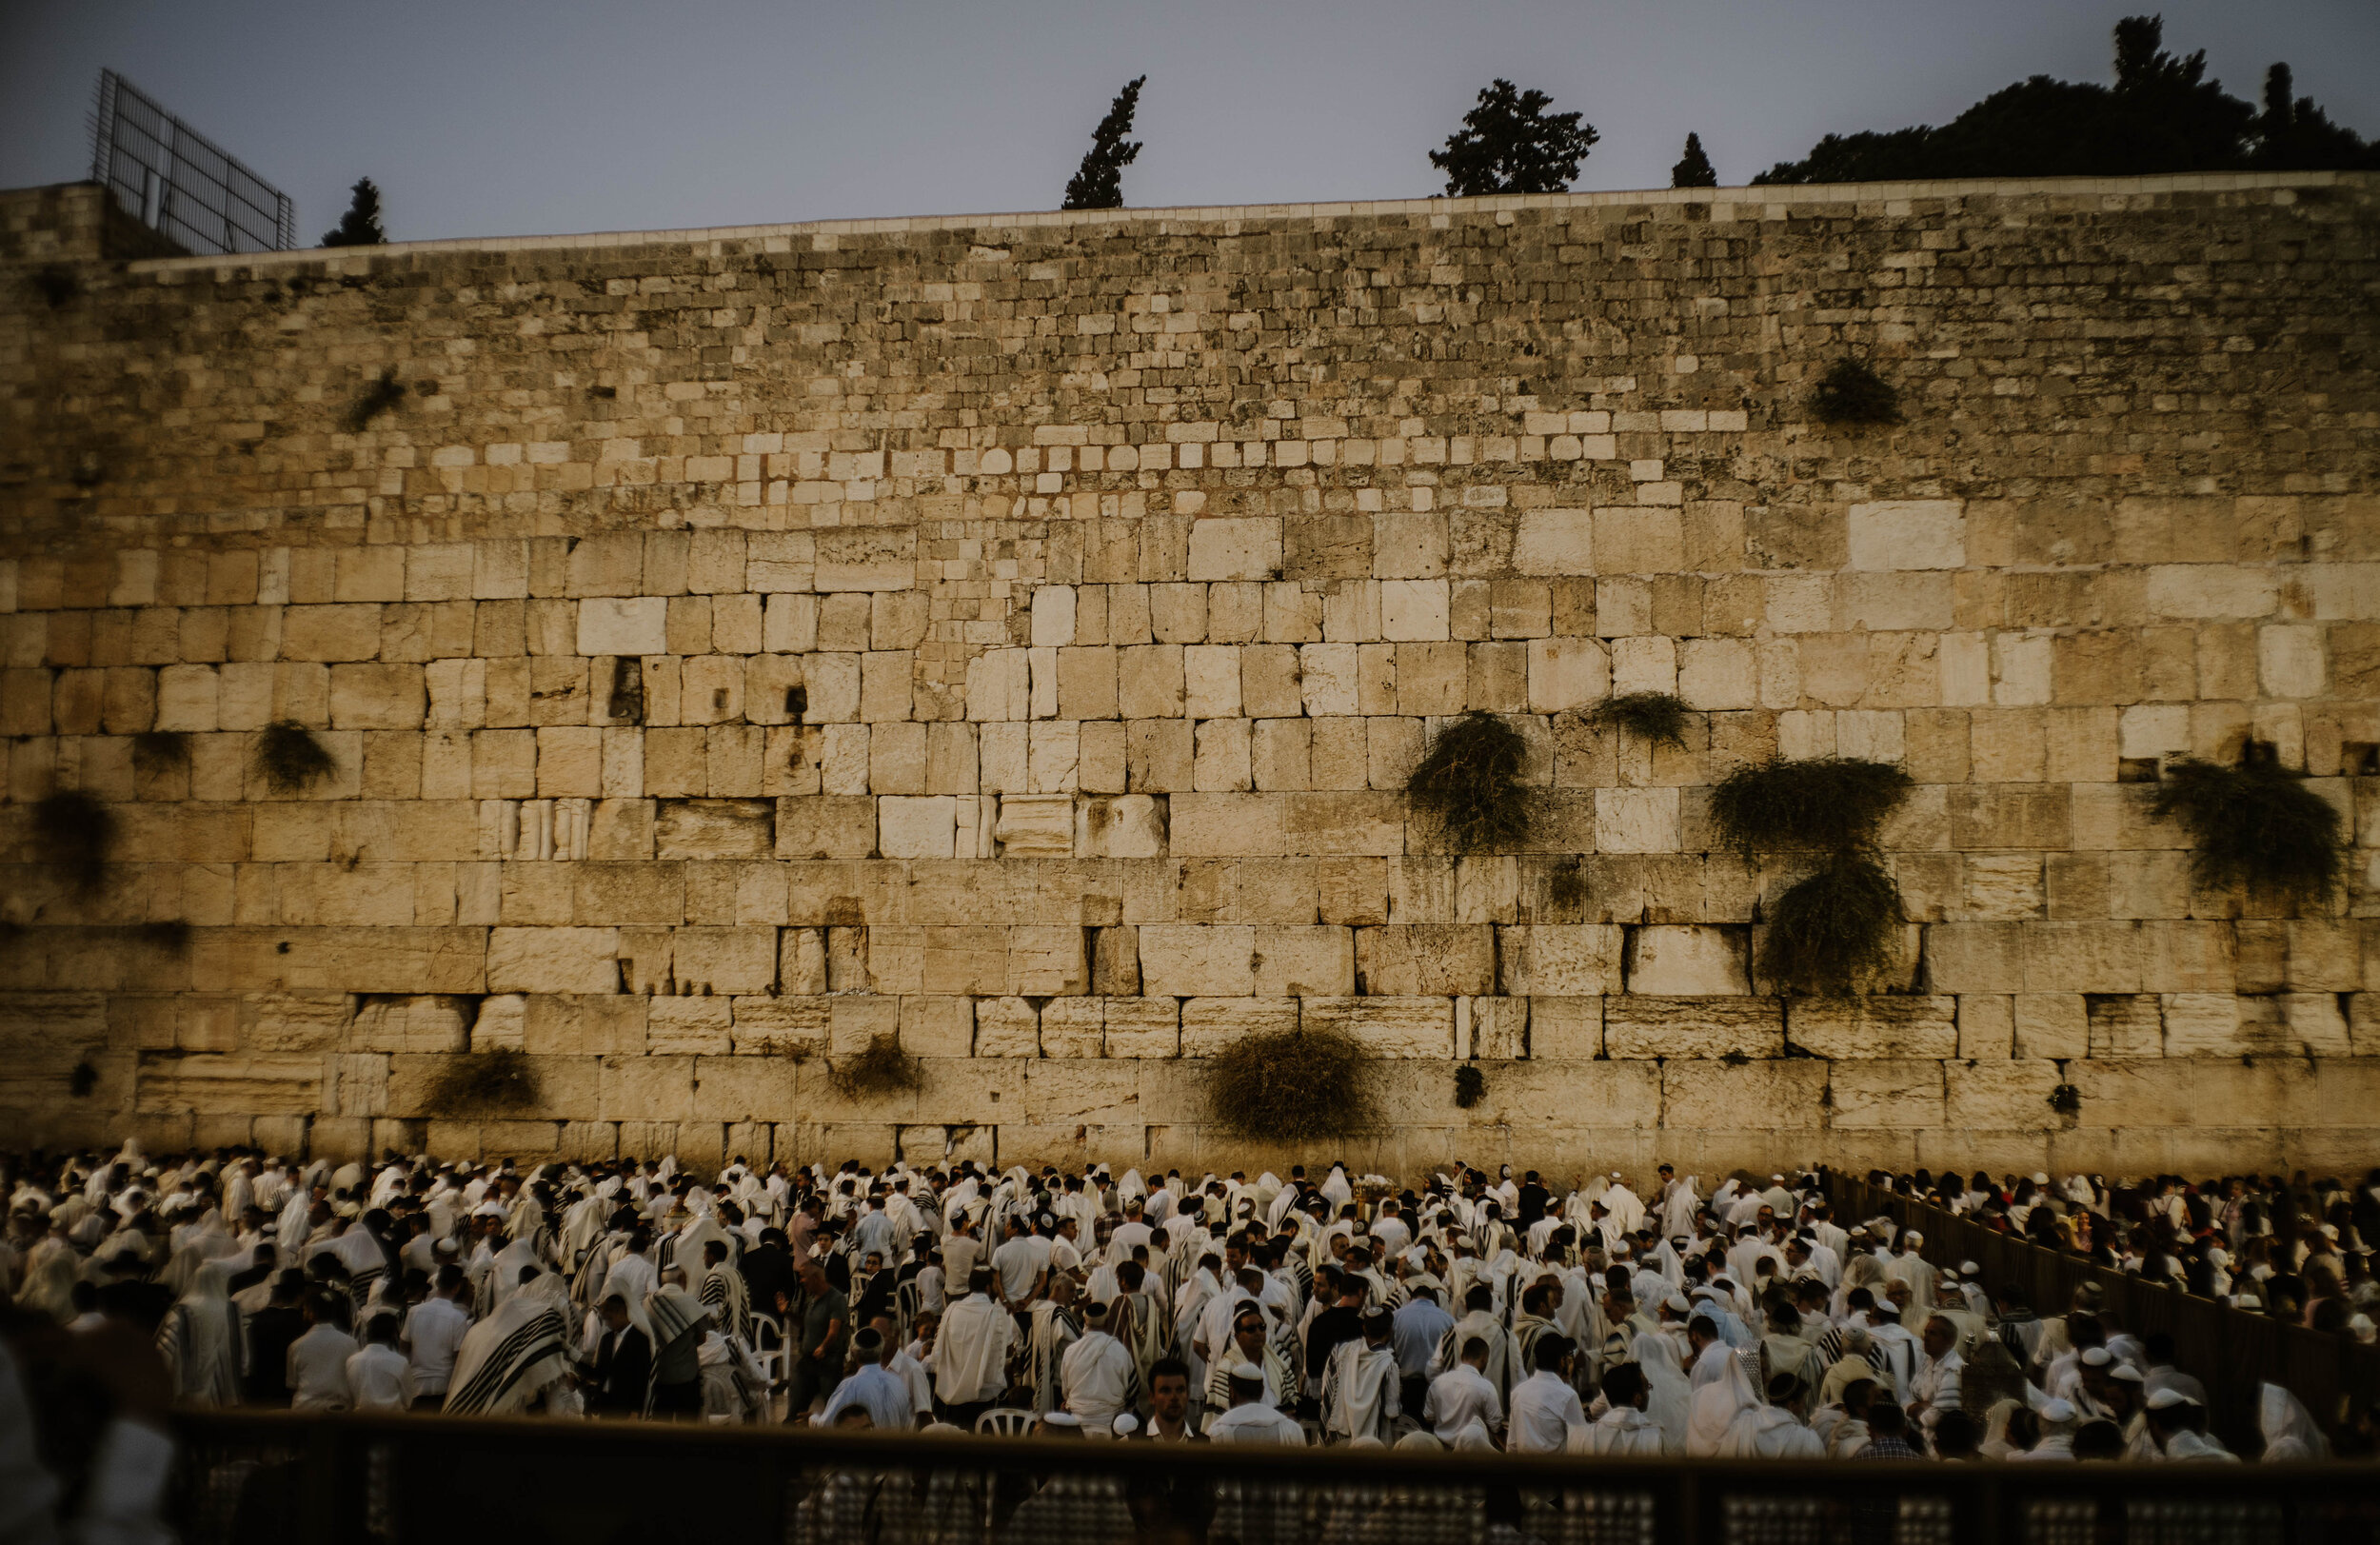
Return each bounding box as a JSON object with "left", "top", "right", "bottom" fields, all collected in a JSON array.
[
  {"left": 1786, "top": 997, "right": 1958, "bottom": 1060},
  {"left": 1605, "top": 997, "right": 1784, "bottom": 1060},
  {"left": 1626, "top": 926, "right": 1750, "bottom": 996}
]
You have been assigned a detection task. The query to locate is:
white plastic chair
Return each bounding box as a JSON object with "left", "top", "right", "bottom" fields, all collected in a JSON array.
[
  {"left": 750, "top": 1312, "right": 789, "bottom": 1388},
  {"left": 975, "top": 1407, "right": 1037, "bottom": 1437}
]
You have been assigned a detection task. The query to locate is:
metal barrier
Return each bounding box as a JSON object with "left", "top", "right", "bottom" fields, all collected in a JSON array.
[
  {"left": 170, "top": 1407, "right": 2380, "bottom": 1545},
  {"left": 1823, "top": 1169, "right": 2380, "bottom": 1455}
]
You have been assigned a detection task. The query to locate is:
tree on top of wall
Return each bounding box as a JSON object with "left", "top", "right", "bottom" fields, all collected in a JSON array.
[
  {"left": 1671, "top": 132, "right": 1717, "bottom": 188},
  {"left": 321, "top": 179, "right": 388, "bottom": 248},
  {"left": 1062, "top": 77, "right": 1147, "bottom": 211},
  {"left": 1431, "top": 79, "right": 1599, "bottom": 196},
  {"left": 1754, "top": 15, "right": 2375, "bottom": 184}
]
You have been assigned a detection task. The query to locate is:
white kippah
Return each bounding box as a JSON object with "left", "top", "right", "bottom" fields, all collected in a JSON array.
[
  {"left": 1664, "top": 1294, "right": 1691, "bottom": 1312},
  {"left": 1959, "top": 1261, "right": 1979, "bottom": 1275},
  {"left": 1111, "top": 1414, "right": 1140, "bottom": 1436},
  {"left": 1904, "top": 1231, "right": 1923, "bottom": 1246},
  {"left": 2038, "top": 1397, "right": 2076, "bottom": 1423},
  {"left": 2146, "top": 1388, "right": 2194, "bottom": 1411},
  {"left": 1041, "top": 1411, "right": 1082, "bottom": 1427},
  {"left": 2112, "top": 1365, "right": 2144, "bottom": 1384},
  {"left": 1231, "top": 1362, "right": 1263, "bottom": 1381},
  {"left": 2081, "top": 1346, "right": 2112, "bottom": 1367}
]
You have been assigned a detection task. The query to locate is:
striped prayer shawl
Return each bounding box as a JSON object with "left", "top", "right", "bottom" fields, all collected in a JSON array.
[{"left": 445, "top": 1304, "right": 569, "bottom": 1416}]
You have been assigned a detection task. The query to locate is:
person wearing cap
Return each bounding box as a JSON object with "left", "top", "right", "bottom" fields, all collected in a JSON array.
[
  {"left": 1906, "top": 1314, "right": 1964, "bottom": 1436},
  {"left": 1060, "top": 1298, "right": 1137, "bottom": 1431},
  {"left": 1423, "top": 1334, "right": 1503, "bottom": 1445},
  {"left": 1205, "top": 1363, "right": 1305, "bottom": 1444},
  {"left": 2009, "top": 1397, "right": 2079, "bottom": 1460},
  {"left": 1505, "top": 1333, "right": 1586, "bottom": 1454},
  {"left": 2146, "top": 1387, "right": 2236, "bottom": 1461},
  {"left": 1319, "top": 1308, "right": 1401, "bottom": 1444},
  {"left": 820, "top": 1328, "right": 913, "bottom": 1431}
]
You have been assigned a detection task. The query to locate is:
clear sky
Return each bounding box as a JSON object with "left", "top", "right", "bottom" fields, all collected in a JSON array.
[{"left": 4, "top": 0, "right": 2374, "bottom": 245}]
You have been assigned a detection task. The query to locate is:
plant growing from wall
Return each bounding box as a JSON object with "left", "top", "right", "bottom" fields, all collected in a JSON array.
[
  {"left": 1713, "top": 757, "right": 1914, "bottom": 995},
  {"left": 255, "top": 721, "right": 336, "bottom": 794},
  {"left": 1407, "top": 711, "right": 1532, "bottom": 852},
  {"left": 69, "top": 1061, "right": 99, "bottom": 1099},
  {"left": 426, "top": 1047, "right": 540, "bottom": 1115},
  {"left": 131, "top": 730, "right": 190, "bottom": 776},
  {"left": 33, "top": 790, "right": 115, "bottom": 896},
  {"left": 342, "top": 368, "right": 406, "bottom": 433},
  {"left": 1811, "top": 359, "right": 1901, "bottom": 426},
  {"left": 1545, "top": 859, "right": 1590, "bottom": 917},
  {"left": 1588, "top": 691, "right": 1692, "bottom": 750},
  {"left": 1454, "top": 1063, "right": 1486, "bottom": 1110},
  {"left": 2150, "top": 743, "right": 2343, "bottom": 909},
  {"left": 2047, "top": 1082, "right": 2083, "bottom": 1117},
  {"left": 1205, "top": 1024, "right": 1378, "bottom": 1140},
  {"left": 831, "top": 1035, "right": 922, "bottom": 1099}
]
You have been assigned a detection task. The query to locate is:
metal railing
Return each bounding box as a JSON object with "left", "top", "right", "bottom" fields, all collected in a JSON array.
[
  {"left": 169, "top": 1407, "right": 2380, "bottom": 1545},
  {"left": 89, "top": 69, "right": 295, "bottom": 255},
  {"left": 1823, "top": 1169, "right": 2380, "bottom": 1456}
]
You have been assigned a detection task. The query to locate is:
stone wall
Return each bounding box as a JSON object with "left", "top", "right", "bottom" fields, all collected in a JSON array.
[{"left": 2, "top": 171, "right": 2376, "bottom": 1177}]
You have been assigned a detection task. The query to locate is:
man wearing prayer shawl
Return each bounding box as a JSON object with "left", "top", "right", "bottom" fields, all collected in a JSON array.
[
  {"left": 696, "top": 1238, "right": 752, "bottom": 1345},
  {"left": 447, "top": 1276, "right": 571, "bottom": 1416},
  {"left": 1575, "top": 1362, "right": 1672, "bottom": 1456},
  {"left": 1319, "top": 1309, "right": 1401, "bottom": 1444},
  {"left": 1108, "top": 1258, "right": 1173, "bottom": 1408},
  {"left": 1060, "top": 1300, "right": 1139, "bottom": 1428},
  {"left": 2258, "top": 1382, "right": 2330, "bottom": 1460},
  {"left": 1204, "top": 1306, "right": 1296, "bottom": 1415},
  {"left": 933, "top": 1268, "right": 1017, "bottom": 1428},
  {"left": 1906, "top": 1313, "right": 1964, "bottom": 1435},
  {"left": 1205, "top": 1364, "right": 1307, "bottom": 1444},
  {"left": 2146, "top": 1389, "right": 2237, "bottom": 1460},
  {"left": 1509, "top": 1277, "right": 1564, "bottom": 1377},
  {"left": 157, "top": 1259, "right": 244, "bottom": 1406},
  {"left": 1019, "top": 1276, "right": 1083, "bottom": 1416},
  {"left": 644, "top": 1272, "right": 710, "bottom": 1416},
  {"left": 1429, "top": 1283, "right": 1515, "bottom": 1399},
  {"left": 1684, "top": 1350, "right": 1822, "bottom": 1457}
]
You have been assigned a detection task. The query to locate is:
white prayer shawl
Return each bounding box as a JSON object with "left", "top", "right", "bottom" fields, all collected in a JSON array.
[
  {"left": 1061, "top": 1329, "right": 1138, "bottom": 1425},
  {"left": 1021, "top": 1302, "right": 1081, "bottom": 1415},
  {"left": 1603, "top": 1183, "right": 1647, "bottom": 1236},
  {"left": 700, "top": 1261, "right": 752, "bottom": 1344},
  {"left": 158, "top": 1260, "right": 244, "bottom": 1406},
  {"left": 1685, "top": 1353, "right": 1773, "bottom": 1456},
  {"left": 2260, "top": 1382, "right": 2330, "bottom": 1460},
  {"left": 1321, "top": 1340, "right": 1400, "bottom": 1443},
  {"left": 605, "top": 1250, "right": 657, "bottom": 1313},
  {"left": 446, "top": 1282, "right": 570, "bottom": 1415},
  {"left": 935, "top": 1293, "right": 1017, "bottom": 1405},
  {"left": 1635, "top": 1333, "right": 1696, "bottom": 1453},
  {"left": 1572, "top": 1404, "right": 1670, "bottom": 1456}
]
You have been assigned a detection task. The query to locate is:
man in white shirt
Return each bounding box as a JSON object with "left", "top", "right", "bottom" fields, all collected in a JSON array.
[
  {"left": 288, "top": 1296, "right": 361, "bottom": 1412},
  {"left": 402, "top": 1264, "right": 472, "bottom": 1410},
  {"left": 1205, "top": 1365, "right": 1306, "bottom": 1444},
  {"left": 1506, "top": 1335, "right": 1587, "bottom": 1453},
  {"left": 933, "top": 1270, "right": 1018, "bottom": 1428},
  {"left": 1060, "top": 1300, "right": 1138, "bottom": 1428},
  {"left": 1571, "top": 1363, "right": 1668, "bottom": 1455},
  {"left": 1907, "top": 1314, "right": 1965, "bottom": 1435},
  {"left": 1319, "top": 1310, "right": 1401, "bottom": 1444},
  {"left": 1423, "top": 1335, "right": 1503, "bottom": 1443},
  {"left": 347, "top": 1315, "right": 414, "bottom": 1413}
]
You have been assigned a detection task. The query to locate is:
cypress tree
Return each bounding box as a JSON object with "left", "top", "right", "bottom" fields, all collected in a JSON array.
[
  {"left": 1671, "top": 132, "right": 1717, "bottom": 188},
  {"left": 320, "top": 179, "right": 387, "bottom": 248},
  {"left": 1061, "top": 77, "right": 1147, "bottom": 211}
]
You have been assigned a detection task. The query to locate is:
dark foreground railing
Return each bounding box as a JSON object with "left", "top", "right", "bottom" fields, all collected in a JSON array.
[
  {"left": 1823, "top": 1170, "right": 2380, "bottom": 1455},
  {"left": 174, "top": 1407, "right": 2380, "bottom": 1545}
]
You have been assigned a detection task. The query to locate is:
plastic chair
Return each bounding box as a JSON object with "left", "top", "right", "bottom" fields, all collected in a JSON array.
[
  {"left": 975, "top": 1407, "right": 1037, "bottom": 1437},
  {"left": 750, "top": 1312, "right": 788, "bottom": 1388}
]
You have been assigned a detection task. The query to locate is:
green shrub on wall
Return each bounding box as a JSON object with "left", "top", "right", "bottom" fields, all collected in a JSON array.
[
  {"left": 34, "top": 790, "right": 115, "bottom": 896},
  {"left": 1588, "top": 691, "right": 1692, "bottom": 750},
  {"left": 255, "top": 721, "right": 337, "bottom": 794},
  {"left": 831, "top": 1035, "right": 923, "bottom": 1100},
  {"left": 1206, "top": 1025, "right": 1377, "bottom": 1140},
  {"left": 1407, "top": 712, "right": 1532, "bottom": 852},
  {"left": 2151, "top": 745, "right": 2343, "bottom": 909},
  {"left": 1714, "top": 758, "right": 1913, "bottom": 996}
]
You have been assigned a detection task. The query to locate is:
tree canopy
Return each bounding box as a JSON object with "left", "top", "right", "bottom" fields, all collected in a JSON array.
[
  {"left": 1431, "top": 79, "right": 1599, "bottom": 196},
  {"left": 1671, "top": 132, "right": 1717, "bottom": 188},
  {"left": 320, "top": 179, "right": 387, "bottom": 248},
  {"left": 1755, "top": 15, "right": 2375, "bottom": 185},
  {"left": 1061, "top": 77, "right": 1146, "bottom": 210}
]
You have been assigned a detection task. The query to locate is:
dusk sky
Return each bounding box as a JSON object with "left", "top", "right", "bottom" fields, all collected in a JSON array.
[{"left": 4, "top": 0, "right": 2375, "bottom": 246}]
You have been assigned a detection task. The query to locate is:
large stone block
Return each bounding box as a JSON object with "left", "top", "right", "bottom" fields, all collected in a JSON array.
[
  {"left": 1785, "top": 997, "right": 1957, "bottom": 1060},
  {"left": 1356, "top": 925, "right": 1494, "bottom": 996},
  {"left": 1625, "top": 925, "right": 1749, "bottom": 995},
  {"left": 1140, "top": 924, "right": 1256, "bottom": 998},
  {"left": 1502, "top": 925, "right": 1624, "bottom": 996},
  {"left": 1303, "top": 997, "right": 1455, "bottom": 1058},
  {"left": 1605, "top": 996, "right": 1783, "bottom": 1060},
  {"left": 1827, "top": 1060, "right": 1946, "bottom": 1129},
  {"left": 1180, "top": 998, "right": 1299, "bottom": 1056}
]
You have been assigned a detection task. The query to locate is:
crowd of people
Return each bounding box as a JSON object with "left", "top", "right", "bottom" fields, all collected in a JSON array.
[{"left": 3, "top": 1141, "right": 2370, "bottom": 1534}]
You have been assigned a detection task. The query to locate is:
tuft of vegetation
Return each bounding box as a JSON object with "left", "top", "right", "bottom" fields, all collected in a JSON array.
[
  {"left": 130, "top": 920, "right": 192, "bottom": 954},
  {"left": 34, "top": 790, "right": 115, "bottom": 895},
  {"left": 31, "top": 265, "right": 81, "bottom": 308},
  {"left": 1588, "top": 692, "right": 1692, "bottom": 750},
  {"left": 342, "top": 368, "right": 407, "bottom": 433},
  {"left": 1811, "top": 360, "right": 1902, "bottom": 426},
  {"left": 69, "top": 1061, "right": 99, "bottom": 1099},
  {"left": 1061, "top": 76, "right": 1147, "bottom": 211},
  {"left": 320, "top": 177, "right": 389, "bottom": 248},
  {"left": 831, "top": 1034, "right": 923, "bottom": 1099},
  {"left": 2150, "top": 745, "right": 2343, "bottom": 909},
  {"left": 255, "top": 721, "right": 337, "bottom": 794},
  {"left": 1432, "top": 79, "right": 1599, "bottom": 196},
  {"left": 1407, "top": 711, "right": 1533, "bottom": 852},
  {"left": 1711, "top": 758, "right": 1913, "bottom": 859},
  {"left": 1671, "top": 132, "right": 1718, "bottom": 188},
  {"left": 131, "top": 729, "right": 191, "bottom": 776},
  {"left": 1454, "top": 1063, "right": 1486, "bottom": 1110},
  {"left": 2048, "top": 1082, "right": 2083, "bottom": 1118},
  {"left": 426, "top": 1048, "right": 540, "bottom": 1115},
  {"left": 1755, "top": 855, "right": 1903, "bottom": 996},
  {"left": 1205, "top": 1024, "right": 1378, "bottom": 1141},
  {"left": 1546, "top": 860, "right": 1590, "bottom": 916}
]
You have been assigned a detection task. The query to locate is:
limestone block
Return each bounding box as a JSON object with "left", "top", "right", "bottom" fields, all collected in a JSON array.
[
  {"left": 731, "top": 997, "right": 827, "bottom": 1058},
  {"left": 597, "top": 1055, "right": 696, "bottom": 1121},
  {"left": 1604, "top": 996, "right": 1783, "bottom": 1059},
  {"left": 1955, "top": 995, "right": 2014, "bottom": 1060},
  {"left": 1180, "top": 998, "right": 1299, "bottom": 1056},
  {"left": 328, "top": 664, "right": 425, "bottom": 729},
  {"left": 656, "top": 799, "right": 774, "bottom": 860},
  {"left": 814, "top": 526, "right": 915, "bottom": 591},
  {"left": 647, "top": 997, "right": 733, "bottom": 1055},
  {"left": 1187, "top": 519, "right": 1281, "bottom": 582},
  {"left": 1828, "top": 1060, "right": 1945, "bottom": 1128},
  {"left": 669, "top": 927, "right": 778, "bottom": 994},
  {"left": 775, "top": 796, "right": 875, "bottom": 860},
  {"left": 1103, "top": 998, "right": 1180, "bottom": 1058},
  {"left": 879, "top": 796, "right": 958, "bottom": 859},
  {"left": 1848, "top": 502, "right": 1965, "bottom": 570},
  {"left": 486, "top": 927, "right": 618, "bottom": 994},
  {"left": 1249, "top": 925, "right": 1354, "bottom": 996},
  {"left": 1076, "top": 794, "right": 1167, "bottom": 859},
  {"left": 577, "top": 597, "right": 668, "bottom": 657},
  {"left": 689, "top": 1056, "right": 799, "bottom": 1122},
  {"left": 346, "top": 994, "right": 470, "bottom": 1054},
  {"left": 1304, "top": 996, "right": 1454, "bottom": 1058},
  {"left": 1467, "top": 995, "right": 1528, "bottom": 1059},
  {"left": 1626, "top": 926, "right": 1748, "bottom": 995},
  {"left": 1961, "top": 855, "right": 2044, "bottom": 921},
  {"left": 1513, "top": 510, "right": 1593, "bottom": 575},
  {"left": 1530, "top": 997, "right": 1603, "bottom": 1060},
  {"left": 828, "top": 995, "right": 900, "bottom": 1054},
  {"left": 2283, "top": 993, "right": 2352, "bottom": 1058},
  {"left": 1925, "top": 924, "right": 2022, "bottom": 994},
  {"left": 1943, "top": 1060, "right": 2062, "bottom": 1132},
  {"left": 1281, "top": 791, "right": 1403, "bottom": 856},
  {"left": 1597, "top": 788, "right": 1679, "bottom": 853},
  {"left": 974, "top": 997, "right": 1040, "bottom": 1057},
  {"left": 1786, "top": 997, "right": 1957, "bottom": 1060},
  {"left": 1021, "top": 1060, "right": 1141, "bottom": 1125},
  {"left": 1501, "top": 926, "right": 1624, "bottom": 996},
  {"left": 136, "top": 1052, "right": 323, "bottom": 1115},
  {"left": 995, "top": 792, "right": 1074, "bottom": 857},
  {"left": 1009, "top": 925, "right": 1088, "bottom": 996},
  {"left": 520, "top": 995, "right": 642, "bottom": 1056},
  {"left": 896, "top": 996, "right": 973, "bottom": 1058},
  {"left": 1031, "top": 586, "right": 1076, "bottom": 648},
  {"left": 1140, "top": 924, "right": 1256, "bottom": 998},
  {"left": 1660, "top": 1058, "right": 1826, "bottom": 1130},
  {"left": 2012, "top": 994, "right": 2087, "bottom": 1059},
  {"left": 1357, "top": 925, "right": 1494, "bottom": 996},
  {"left": 2084, "top": 993, "right": 2162, "bottom": 1057},
  {"left": 1041, "top": 998, "right": 1104, "bottom": 1058}
]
